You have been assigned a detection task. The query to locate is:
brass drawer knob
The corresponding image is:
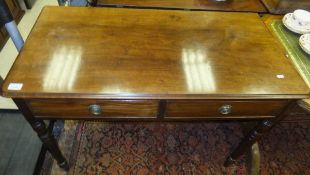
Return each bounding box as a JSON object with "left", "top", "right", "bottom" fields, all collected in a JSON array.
[
  {"left": 219, "top": 105, "right": 232, "bottom": 115},
  {"left": 88, "top": 104, "right": 102, "bottom": 115}
]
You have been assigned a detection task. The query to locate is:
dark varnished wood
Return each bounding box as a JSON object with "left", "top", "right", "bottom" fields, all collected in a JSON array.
[
  {"left": 27, "top": 99, "right": 289, "bottom": 120},
  {"left": 95, "top": 0, "right": 267, "bottom": 12},
  {"left": 0, "top": 76, "right": 3, "bottom": 96},
  {"left": 1, "top": 7, "right": 310, "bottom": 169},
  {"left": 0, "top": 0, "right": 24, "bottom": 50},
  {"left": 157, "top": 100, "right": 167, "bottom": 118},
  {"left": 225, "top": 101, "right": 296, "bottom": 166},
  {"left": 27, "top": 99, "right": 159, "bottom": 118},
  {"left": 5, "top": 0, "right": 24, "bottom": 19},
  {"left": 2, "top": 7, "right": 309, "bottom": 99},
  {"left": 166, "top": 100, "right": 289, "bottom": 119},
  {"left": 261, "top": 0, "right": 310, "bottom": 14},
  {"left": 12, "top": 99, "right": 69, "bottom": 170}
]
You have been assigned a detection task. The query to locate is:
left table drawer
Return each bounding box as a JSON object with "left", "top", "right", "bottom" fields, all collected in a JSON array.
[{"left": 27, "top": 99, "right": 159, "bottom": 119}]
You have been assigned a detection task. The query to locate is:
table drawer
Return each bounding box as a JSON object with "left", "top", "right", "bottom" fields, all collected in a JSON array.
[
  {"left": 166, "top": 100, "right": 289, "bottom": 119},
  {"left": 27, "top": 99, "right": 159, "bottom": 118}
]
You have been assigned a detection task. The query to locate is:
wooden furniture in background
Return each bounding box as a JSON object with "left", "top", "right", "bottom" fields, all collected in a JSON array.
[
  {"left": 263, "top": 15, "right": 310, "bottom": 122},
  {"left": 261, "top": 0, "right": 310, "bottom": 14},
  {"left": 0, "top": 0, "right": 24, "bottom": 50},
  {"left": 24, "top": 0, "right": 37, "bottom": 9},
  {"left": 0, "top": 77, "right": 3, "bottom": 96},
  {"left": 94, "top": 0, "right": 267, "bottom": 12},
  {"left": 1, "top": 7, "right": 309, "bottom": 170}
]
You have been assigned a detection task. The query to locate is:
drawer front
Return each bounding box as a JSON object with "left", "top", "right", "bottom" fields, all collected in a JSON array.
[
  {"left": 166, "top": 100, "right": 289, "bottom": 118},
  {"left": 27, "top": 99, "right": 159, "bottom": 118}
]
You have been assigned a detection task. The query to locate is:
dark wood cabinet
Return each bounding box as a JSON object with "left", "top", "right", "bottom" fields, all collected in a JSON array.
[
  {"left": 0, "top": 29, "right": 6, "bottom": 48},
  {"left": 95, "top": 0, "right": 267, "bottom": 12},
  {"left": 261, "top": 0, "right": 310, "bottom": 14},
  {"left": 0, "top": 0, "right": 24, "bottom": 50}
]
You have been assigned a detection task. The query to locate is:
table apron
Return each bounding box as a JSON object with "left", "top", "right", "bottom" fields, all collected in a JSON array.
[{"left": 25, "top": 99, "right": 291, "bottom": 120}]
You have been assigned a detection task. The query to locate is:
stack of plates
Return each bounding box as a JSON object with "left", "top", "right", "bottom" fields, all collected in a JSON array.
[
  {"left": 299, "top": 34, "right": 310, "bottom": 55},
  {"left": 282, "top": 9, "right": 310, "bottom": 55}
]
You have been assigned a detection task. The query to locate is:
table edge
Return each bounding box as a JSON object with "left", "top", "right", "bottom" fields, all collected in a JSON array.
[{"left": 2, "top": 92, "right": 309, "bottom": 100}]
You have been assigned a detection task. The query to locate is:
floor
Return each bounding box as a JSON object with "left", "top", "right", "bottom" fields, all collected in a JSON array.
[
  {"left": 0, "top": 0, "right": 58, "bottom": 110},
  {"left": 0, "top": 111, "right": 42, "bottom": 175}
]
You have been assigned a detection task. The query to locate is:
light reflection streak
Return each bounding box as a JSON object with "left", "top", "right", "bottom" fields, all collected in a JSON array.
[
  {"left": 43, "top": 46, "right": 82, "bottom": 91},
  {"left": 182, "top": 48, "right": 216, "bottom": 92}
]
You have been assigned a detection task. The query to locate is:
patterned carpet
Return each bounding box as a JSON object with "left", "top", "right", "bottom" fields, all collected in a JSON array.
[
  {"left": 259, "top": 122, "right": 310, "bottom": 175},
  {"left": 40, "top": 121, "right": 310, "bottom": 175}
]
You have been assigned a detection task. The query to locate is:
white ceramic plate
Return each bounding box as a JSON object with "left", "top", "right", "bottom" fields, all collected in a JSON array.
[
  {"left": 299, "top": 34, "right": 310, "bottom": 55},
  {"left": 282, "top": 13, "right": 310, "bottom": 34}
]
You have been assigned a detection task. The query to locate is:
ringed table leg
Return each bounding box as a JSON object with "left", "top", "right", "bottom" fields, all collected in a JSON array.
[
  {"left": 13, "top": 99, "right": 69, "bottom": 171},
  {"left": 224, "top": 101, "right": 296, "bottom": 167}
]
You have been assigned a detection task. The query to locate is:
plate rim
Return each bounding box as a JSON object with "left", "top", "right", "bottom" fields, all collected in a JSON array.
[
  {"left": 299, "top": 34, "right": 310, "bottom": 55},
  {"left": 283, "top": 13, "right": 310, "bottom": 34}
]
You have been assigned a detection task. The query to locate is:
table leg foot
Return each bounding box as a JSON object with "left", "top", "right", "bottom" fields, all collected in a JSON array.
[
  {"left": 225, "top": 120, "right": 273, "bottom": 166},
  {"left": 224, "top": 156, "right": 237, "bottom": 167},
  {"left": 58, "top": 160, "right": 70, "bottom": 171},
  {"left": 34, "top": 121, "right": 69, "bottom": 171},
  {"left": 224, "top": 102, "right": 296, "bottom": 166}
]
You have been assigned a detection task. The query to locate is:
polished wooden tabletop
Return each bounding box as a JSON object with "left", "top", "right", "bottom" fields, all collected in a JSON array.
[
  {"left": 2, "top": 7, "right": 309, "bottom": 99},
  {"left": 97, "top": 0, "right": 267, "bottom": 12}
]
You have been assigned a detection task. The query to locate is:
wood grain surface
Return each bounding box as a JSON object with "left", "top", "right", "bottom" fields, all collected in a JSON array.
[
  {"left": 166, "top": 100, "right": 289, "bottom": 118},
  {"left": 27, "top": 99, "right": 159, "bottom": 118},
  {"left": 2, "top": 7, "right": 309, "bottom": 99}
]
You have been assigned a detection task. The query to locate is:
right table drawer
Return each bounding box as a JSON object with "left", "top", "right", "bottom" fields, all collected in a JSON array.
[{"left": 166, "top": 100, "right": 290, "bottom": 119}]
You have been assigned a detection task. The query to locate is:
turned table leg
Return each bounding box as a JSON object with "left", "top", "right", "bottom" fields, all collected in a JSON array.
[
  {"left": 13, "top": 99, "right": 69, "bottom": 171},
  {"left": 224, "top": 101, "right": 296, "bottom": 167}
]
